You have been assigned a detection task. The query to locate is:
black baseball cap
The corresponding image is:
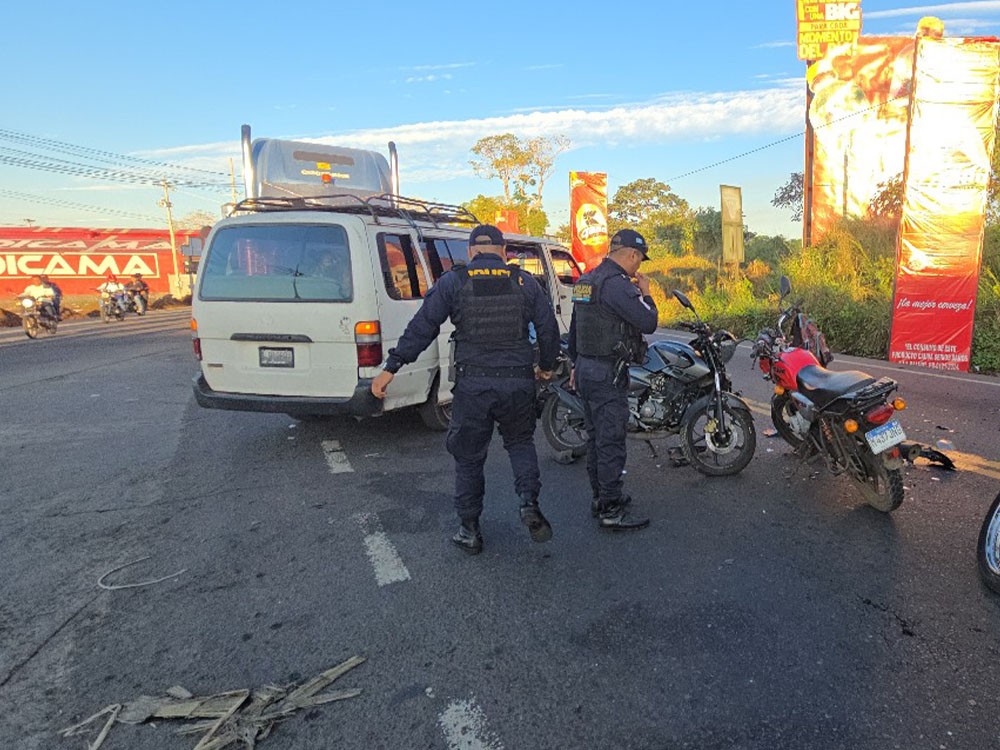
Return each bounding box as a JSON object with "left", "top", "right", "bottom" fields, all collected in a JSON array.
[
  {"left": 610, "top": 229, "right": 649, "bottom": 259},
  {"left": 469, "top": 224, "right": 506, "bottom": 247}
]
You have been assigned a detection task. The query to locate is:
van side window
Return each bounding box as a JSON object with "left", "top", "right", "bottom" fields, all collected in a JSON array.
[
  {"left": 378, "top": 233, "right": 427, "bottom": 300},
  {"left": 506, "top": 243, "right": 547, "bottom": 290},
  {"left": 549, "top": 248, "right": 583, "bottom": 285},
  {"left": 422, "top": 237, "right": 470, "bottom": 279}
]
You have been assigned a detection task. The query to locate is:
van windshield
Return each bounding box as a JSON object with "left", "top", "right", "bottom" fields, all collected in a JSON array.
[{"left": 200, "top": 224, "right": 352, "bottom": 302}]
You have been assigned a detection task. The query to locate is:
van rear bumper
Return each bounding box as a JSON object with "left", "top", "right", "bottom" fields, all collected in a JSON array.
[{"left": 192, "top": 374, "right": 383, "bottom": 417}]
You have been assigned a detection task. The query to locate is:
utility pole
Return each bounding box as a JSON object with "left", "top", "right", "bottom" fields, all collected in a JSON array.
[
  {"left": 24, "top": 218, "right": 36, "bottom": 227},
  {"left": 158, "top": 180, "right": 182, "bottom": 298}
]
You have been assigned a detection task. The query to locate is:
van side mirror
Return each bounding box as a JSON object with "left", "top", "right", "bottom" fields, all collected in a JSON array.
[{"left": 779, "top": 275, "right": 791, "bottom": 300}]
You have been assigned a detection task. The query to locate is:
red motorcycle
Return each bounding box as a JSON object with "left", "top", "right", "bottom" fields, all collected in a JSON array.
[{"left": 753, "top": 277, "right": 916, "bottom": 512}]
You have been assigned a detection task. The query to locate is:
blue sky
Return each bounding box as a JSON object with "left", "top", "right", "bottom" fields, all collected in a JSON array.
[{"left": 3, "top": 1, "right": 1000, "bottom": 237}]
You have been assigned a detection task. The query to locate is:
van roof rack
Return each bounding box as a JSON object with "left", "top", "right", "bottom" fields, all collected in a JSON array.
[{"left": 230, "top": 193, "right": 480, "bottom": 228}]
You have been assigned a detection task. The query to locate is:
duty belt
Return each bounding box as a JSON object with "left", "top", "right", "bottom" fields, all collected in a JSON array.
[{"left": 455, "top": 364, "right": 535, "bottom": 379}]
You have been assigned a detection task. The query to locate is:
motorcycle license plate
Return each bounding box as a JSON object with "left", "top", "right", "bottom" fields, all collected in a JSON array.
[
  {"left": 864, "top": 419, "right": 906, "bottom": 454},
  {"left": 259, "top": 347, "right": 294, "bottom": 368}
]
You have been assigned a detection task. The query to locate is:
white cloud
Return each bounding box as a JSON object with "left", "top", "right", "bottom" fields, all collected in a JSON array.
[
  {"left": 405, "top": 62, "right": 476, "bottom": 72},
  {"left": 866, "top": 1, "right": 1000, "bottom": 19},
  {"left": 405, "top": 73, "right": 453, "bottom": 84},
  {"left": 138, "top": 86, "right": 804, "bottom": 186},
  {"left": 523, "top": 63, "right": 564, "bottom": 71},
  {"left": 753, "top": 40, "right": 795, "bottom": 48}
]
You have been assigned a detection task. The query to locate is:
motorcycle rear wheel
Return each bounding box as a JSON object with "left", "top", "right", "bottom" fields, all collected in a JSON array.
[
  {"left": 681, "top": 401, "right": 756, "bottom": 476},
  {"left": 771, "top": 392, "right": 805, "bottom": 448},
  {"left": 858, "top": 458, "right": 904, "bottom": 512},
  {"left": 23, "top": 317, "right": 38, "bottom": 339},
  {"left": 541, "top": 394, "right": 588, "bottom": 457},
  {"left": 977, "top": 492, "right": 1000, "bottom": 595}
]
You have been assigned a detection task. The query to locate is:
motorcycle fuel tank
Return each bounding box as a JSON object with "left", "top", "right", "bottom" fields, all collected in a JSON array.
[{"left": 636, "top": 340, "right": 710, "bottom": 384}]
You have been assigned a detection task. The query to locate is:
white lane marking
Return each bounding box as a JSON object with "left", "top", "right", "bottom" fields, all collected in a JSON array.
[
  {"left": 321, "top": 440, "right": 354, "bottom": 474},
  {"left": 439, "top": 698, "right": 504, "bottom": 750},
  {"left": 354, "top": 513, "right": 411, "bottom": 587}
]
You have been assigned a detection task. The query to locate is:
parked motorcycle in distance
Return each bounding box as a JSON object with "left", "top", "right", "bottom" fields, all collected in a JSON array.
[
  {"left": 753, "top": 276, "right": 919, "bottom": 511},
  {"left": 17, "top": 295, "right": 58, "bottom": 339},
  {"left": 539, "top": 290, "right": 757, "bottom": 476},
  {"left": 124, "top": 288, "right": 147, "bottom": 316},
  {"left": 977, "top": 491, "right": 1000, "bottom": 594}
]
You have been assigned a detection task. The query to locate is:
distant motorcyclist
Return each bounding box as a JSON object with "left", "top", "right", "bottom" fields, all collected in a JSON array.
[
  {"left": 97, "top": 274, "right": 127, "bottom": 314},
  {"left": 40, "top": 275, "right": 63, "bottom": 319},
  {"left": 20, "top": 275, "right": 57, "bottom": 319},
  {"left": 125, "top": 273, "right": 150, "bottom": 313}
]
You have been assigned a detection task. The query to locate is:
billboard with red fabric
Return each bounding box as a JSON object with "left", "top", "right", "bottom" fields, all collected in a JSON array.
[{"left": 0, "top": 227, "right": 198, "bottom": 295}]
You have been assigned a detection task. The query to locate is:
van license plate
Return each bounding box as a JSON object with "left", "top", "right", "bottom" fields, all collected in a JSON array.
[
  {"left": 864, "top": 419, "right": 905, "bottom": 454},
  {"left": 259, "top": 347, "right": 294, "bottom": 368}
]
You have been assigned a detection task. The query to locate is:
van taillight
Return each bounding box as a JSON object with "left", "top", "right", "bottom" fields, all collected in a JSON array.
[
  {"left": 191, "top": 318, "right": 202, "bottom": 361},
  {"left": 355, "top": 320, "right": 383, "bottom": 368}
]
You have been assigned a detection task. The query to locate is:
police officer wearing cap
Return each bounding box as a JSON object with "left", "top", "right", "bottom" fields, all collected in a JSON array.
[
  {"left": 568, "top": 228, "right": 658, "bottom": 530},
  {"left": 371, "top": 224, "right": 560, "bottom": 555}
]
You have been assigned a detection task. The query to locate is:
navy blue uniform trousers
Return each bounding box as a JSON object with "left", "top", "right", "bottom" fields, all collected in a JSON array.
[
  {"left": 445, "top": 376, "right": 541, "bottom": 520},
  {"left": 575, "top": 356, "right": 628, "bottom": 503}
]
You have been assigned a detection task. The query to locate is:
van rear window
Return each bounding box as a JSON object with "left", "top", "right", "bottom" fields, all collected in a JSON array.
[{"left": 200, "top": 224, "right": 352, "bottom": 302}]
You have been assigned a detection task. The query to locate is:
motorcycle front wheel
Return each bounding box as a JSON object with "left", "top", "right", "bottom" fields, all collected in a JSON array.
[
  {"left": 681, "top": 400, "right": 756, "bottom": 476},
  {"left": 771, "top": 392, "right": 805, "bottom": 449},
  {"left": 977, "top": 492, "right": 1000, "bottom": 595},
  {"left": 100, "top": 302, "right": 110, "bottom": 323},
  {"left": 540, "top": 394, "right": 588, "bottom": 457},
  {"left": 22, "top": 316, "right": 38, "bottom": 339},
  {"left": 857, "top": 454, "right": 904, "bottom": 512}
]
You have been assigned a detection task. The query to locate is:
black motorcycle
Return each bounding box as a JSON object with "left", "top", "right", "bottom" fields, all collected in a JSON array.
[
  {"left": 98, "top": 291, "right": 126, "bottom": 323},
  {"left": 539, "top": 290, "right": 757, "bottom": 476},
  {"left": 17, "top": 295, "right": 58, "bottom": 339},
  {"left": 124, "top": 288, "right": 147, "bottom": 316}
]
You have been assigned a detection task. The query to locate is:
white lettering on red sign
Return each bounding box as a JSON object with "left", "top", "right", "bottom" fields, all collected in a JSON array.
[{"left": 0, "top": 253, "right": 159, "bottom": 277}]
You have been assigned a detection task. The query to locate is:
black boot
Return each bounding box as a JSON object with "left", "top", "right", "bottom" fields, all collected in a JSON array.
[
  {"left": 598, "top": 496, "right": 648, "bottom": 531},
  {"left": 452, "top": 518, "right": 483, "bottom": 554},
  {"left": 593, "top": 492, "right": 631, "bottom": 518},
  {"left": 519, "top": 496, "right": 553, "bottom": 543}
]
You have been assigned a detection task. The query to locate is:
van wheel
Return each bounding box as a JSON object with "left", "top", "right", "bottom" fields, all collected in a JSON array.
[{"left": 419, "top": 394, "right": 451, "bottom": 431}]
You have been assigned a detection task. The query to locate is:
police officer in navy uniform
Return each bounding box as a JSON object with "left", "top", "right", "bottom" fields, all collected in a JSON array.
[
  {"left": 568, "top": 228, "right": 659, "bottom": 530},
  {"left": 371, "top": 224, "right": 560, "bottom": 555}
]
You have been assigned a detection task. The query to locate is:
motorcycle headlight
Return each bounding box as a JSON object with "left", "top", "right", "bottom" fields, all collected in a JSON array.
[
  {"left": 715, "top": 331, "right": 737, "bottom": 363},
  {"left": 21, "top": 298, "right": 34, "bottom": 309}
]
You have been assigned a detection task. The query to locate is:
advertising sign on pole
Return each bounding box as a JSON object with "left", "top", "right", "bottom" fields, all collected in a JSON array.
[
  {"left": 720, "top": 185, "right": 745, "bottom": 264},
  {"left": 888, "top": 37, "right": 1000, "bottom": 371},
  {"left": 570, "top": 172, "right": 609, "bottom": 269},
  {"left": 797, "top": 1, "right": 863, "bottom": 60}
]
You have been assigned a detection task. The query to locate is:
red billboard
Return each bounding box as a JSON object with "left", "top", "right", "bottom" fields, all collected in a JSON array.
[
  {"left": 0, "top": 227, "right": 198, "bottom": 296},
  {"left": 570, "top": 172, "right": 609, "bottom": 270},
  {"left": 888, "top": 37, "right": 1000, "bottom": 371}
]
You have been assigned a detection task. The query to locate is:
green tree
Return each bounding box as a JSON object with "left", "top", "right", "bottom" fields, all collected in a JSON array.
[
  {"left": 772, "top": 172, "right": 804, "bottom": 222},
  {"left": 176, "top": 210, "right": 218, "bottom": 231},
  {"left": 608, "top": 178, "right": 694, "bottom": 257},
  {"left": 470, "top": 134, "right": 529, "bottom": 204},
  {"left": 462, "top": 194, "right": 548, "bottom": 237}
]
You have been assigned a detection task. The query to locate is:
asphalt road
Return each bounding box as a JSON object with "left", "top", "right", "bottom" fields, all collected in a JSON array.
[{"left": 2, "top": 311, "right": 999, "bottom": 750}]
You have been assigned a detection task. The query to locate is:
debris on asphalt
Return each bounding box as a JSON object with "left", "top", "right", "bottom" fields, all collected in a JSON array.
[
  {"left": 763, "top": 428, "right": 778, "bottom": 438},
  {"left": 60, "top": 655, "right": 366, "bottom": 749},
  {"left": 935, "top": 439, "right": 956, "bottom": 452},
  {"left": 553, "top": 450, "right": 577, "bottom": 465},
  {"left": 97, "top": 556, "right": 187, "bottom": 591}
]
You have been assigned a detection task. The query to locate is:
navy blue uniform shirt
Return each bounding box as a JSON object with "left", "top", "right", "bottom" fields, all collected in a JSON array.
[
  {"left": 567, "top": 257, "right": 658, "bottom": 362},
  {"left": 384, "top": 252, "right": 560, "bottom": 373}
]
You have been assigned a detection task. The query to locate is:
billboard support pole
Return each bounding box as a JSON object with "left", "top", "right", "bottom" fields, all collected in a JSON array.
[
  {"left": 803, "top": 68, "right": 815, "bottom": 248},
  {"left": 158, "top": 180, "right": 181, "bottom": 298}
]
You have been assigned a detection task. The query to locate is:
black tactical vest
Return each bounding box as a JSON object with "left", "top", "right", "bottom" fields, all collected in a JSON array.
[
  {"left": 572, "top": 262, "right": 638, "bottom": 358},
  {"left": 453, "top": 265, "right": 530, "bottom": 346}
]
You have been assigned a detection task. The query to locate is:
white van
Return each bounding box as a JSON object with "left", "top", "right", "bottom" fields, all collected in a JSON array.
[{"left": 191, "top": 129, "right": 582, "bottom": 429}]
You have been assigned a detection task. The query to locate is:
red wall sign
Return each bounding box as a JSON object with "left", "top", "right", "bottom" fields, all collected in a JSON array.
[{"left": 0, "top": 227, "right": 199, "bottom": 296}]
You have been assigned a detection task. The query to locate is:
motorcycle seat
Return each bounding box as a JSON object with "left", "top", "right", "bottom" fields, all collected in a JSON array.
[{"left": 796, "top": 365, "right": 875, "bottom": 408}]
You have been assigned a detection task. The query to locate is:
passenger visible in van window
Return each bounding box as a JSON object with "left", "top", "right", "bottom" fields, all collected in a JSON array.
[
  {"left": 384, "top": 239, "right": 427, "bottom": 300},
  {"left": 309, "top": 247, "right": 352, "bottom": 299}
]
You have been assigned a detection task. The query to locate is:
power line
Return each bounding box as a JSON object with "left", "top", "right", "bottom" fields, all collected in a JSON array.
[{"left": 0, "top": 188, "right": 162, "bottom": 223}]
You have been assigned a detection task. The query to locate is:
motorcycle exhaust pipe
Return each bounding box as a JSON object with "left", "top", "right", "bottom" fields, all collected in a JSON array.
[{"left": 898, "top": 441, "right": 923, "bottom": 462}]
